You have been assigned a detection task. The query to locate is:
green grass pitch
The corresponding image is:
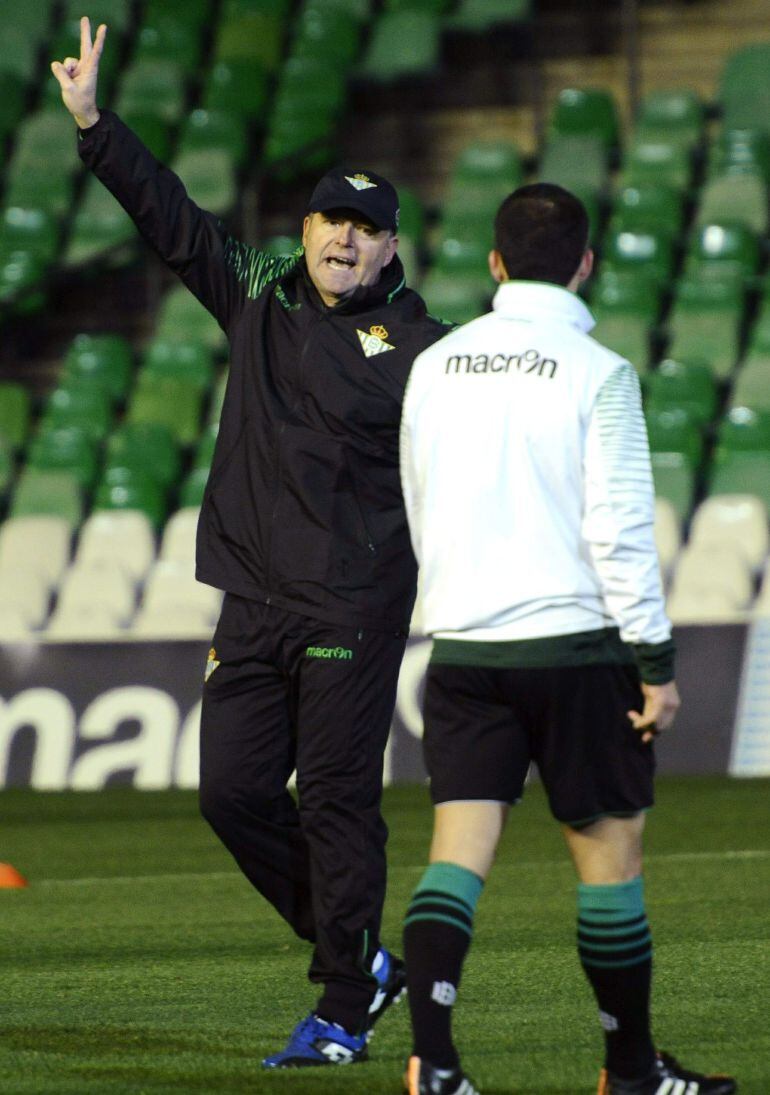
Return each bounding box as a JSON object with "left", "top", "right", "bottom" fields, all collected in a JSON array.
[{"left": 1, "top": 776, "right": 768, "bottom": 1094}]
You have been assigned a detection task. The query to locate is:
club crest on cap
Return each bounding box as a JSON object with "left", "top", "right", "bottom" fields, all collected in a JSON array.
[{"left": 345, "top": 173, "right": 378, "bottom": 191}]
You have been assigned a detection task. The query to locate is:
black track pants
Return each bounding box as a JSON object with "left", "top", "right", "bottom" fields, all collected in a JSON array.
[{"left": 199, "top": 594, "right": 407, "bottom": 1032}]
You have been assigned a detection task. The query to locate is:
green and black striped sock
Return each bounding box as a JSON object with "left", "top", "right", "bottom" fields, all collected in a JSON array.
[
  {"left": 403, "top": 861, "right": 484, "bottom": 1069},
  {"left": 577, "top": 876, "right": 656, "bottom": 1080}
]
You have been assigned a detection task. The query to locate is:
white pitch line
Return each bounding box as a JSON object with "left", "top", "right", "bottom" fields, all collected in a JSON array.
[{"left": 27, "top": 849, "right": 770, "bottom": 888}]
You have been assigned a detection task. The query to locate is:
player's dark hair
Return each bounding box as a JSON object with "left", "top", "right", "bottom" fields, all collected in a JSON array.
[{"left": 493, "top": 183, "right": 590, "bottom": 287}]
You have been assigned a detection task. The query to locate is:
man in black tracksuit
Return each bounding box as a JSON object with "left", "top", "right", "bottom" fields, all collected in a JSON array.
[{"left": 53, "top": 17, "right": 450, "bottom": 1068}]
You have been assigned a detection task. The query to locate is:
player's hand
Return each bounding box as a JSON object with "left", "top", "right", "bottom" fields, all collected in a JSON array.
[
  {"left": 627, "top": 680, "right": 680, "bottom": 743},
  {"left": 50, "top": 16, "right": 106, "bottom": 130}
]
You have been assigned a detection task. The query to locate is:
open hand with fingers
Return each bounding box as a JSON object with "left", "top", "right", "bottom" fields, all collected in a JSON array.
[
  {"left": 50, "top": 16, "right": 106, "bottom": 130},
  {"left": 627, "top": 680, "right": 681, "bottom": 743}
]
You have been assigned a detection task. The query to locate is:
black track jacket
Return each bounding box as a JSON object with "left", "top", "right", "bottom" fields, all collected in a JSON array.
[{"left": 78, "top": 111, "right": 450, "bottom": 633}]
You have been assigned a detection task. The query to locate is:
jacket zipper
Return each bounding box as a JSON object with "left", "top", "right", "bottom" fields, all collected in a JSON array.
[
  {"left": 343, "top": 448, "right": 377, "bottom": 555},
  {"left": 264, "top": 309, "right": 326, "bottom": 602}
]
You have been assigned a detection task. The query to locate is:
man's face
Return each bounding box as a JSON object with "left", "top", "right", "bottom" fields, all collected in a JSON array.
[{"left": 302, "top": 209, "right": 398, "bottom": 307}]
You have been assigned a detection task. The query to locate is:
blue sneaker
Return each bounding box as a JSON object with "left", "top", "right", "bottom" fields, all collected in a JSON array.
[
  {"left": 367, "top": 948, "right": 407, "bottom": 1031},
  {"left": 262, "top": 1013, "right": 368, "bottom": 1069}
]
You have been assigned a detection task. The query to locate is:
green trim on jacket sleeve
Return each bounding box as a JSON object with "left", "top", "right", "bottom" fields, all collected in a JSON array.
[{"left": 223, "top": 240, "right": 303, "bottom": 299}]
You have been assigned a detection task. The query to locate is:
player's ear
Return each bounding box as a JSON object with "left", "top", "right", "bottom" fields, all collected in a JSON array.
[
  {"left": 301, "top": 214, "right": 313, "bottom": 246},
  {"left": 577, "top": 248, "right": 594, "bottom": 283},
  {"left": 488, "top": 250, "right": 508, "bottom": 284}
]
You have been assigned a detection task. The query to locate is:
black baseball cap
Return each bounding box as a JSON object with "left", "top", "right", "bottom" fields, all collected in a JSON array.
[{"left": 307, "top": 166, "right": 400, "bottom": 233}]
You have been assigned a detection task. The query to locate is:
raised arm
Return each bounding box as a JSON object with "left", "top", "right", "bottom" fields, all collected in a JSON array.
[{"left": 50, "top": 17, "right": 266, "bottom": 331}]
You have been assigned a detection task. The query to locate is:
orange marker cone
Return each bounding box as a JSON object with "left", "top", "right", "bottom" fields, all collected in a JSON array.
[{"left": 0, "top": 863, "right": 28, "bottom": 888}]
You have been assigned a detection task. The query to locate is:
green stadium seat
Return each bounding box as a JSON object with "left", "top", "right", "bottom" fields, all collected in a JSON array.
[
  {"left": 748, "top": 297, "right": 770, "bottom": 351},
  {"left": 0, "top": 72, "right": 26, "bottom": 141},
  {"left": 358, "top": 11, "right": 441, "bottom": 82},
  {"left": 650, "top": 452, "right": 695, "bottom": 520},
  {"left": 0, "top": 435, "right": 13, "bottom": 499},
  {"left": 0, "top": 252, "right": 47, "bottom": 309},
  {"left": 215, "top": 6, "right": 287, "bottom": 71},
  {"left": 94, "top": 468, "right": 166, "bottom": 528},
  {"left": 264, "top": 103, "right": 339, "bottom": 177},
  {"left": 27, "top": 426, "right": 99, "bottom": 489},
  {"left": 142, "top": 339, "right": 214, "bottom": 391},
  {"left": 547, "top": 88, "right": 619, "bottom": 152},
  {"left": 591, "top": 308, "right": 653, "bottom": 374},
  {"left": 447, "top": 0, "right": 532, "bottom": 32},
  {"left": 683, "top": 223, "right": 760, "bottom": 283},
  {"left": 4, "top": 173, "right": 76, "bottom": 225},
  {"left": 601, "top": 227, "right": 675, "bottom": 289},
  {"left": 538, "top": 135, "right": 607, "bottom": 202},
  {"left": 292, "top": 2, "right": 361, "bottom": 65},
  {"left": 634, "top": 89, "right": 704, "bottom": 150},
  {"left": 0, "top": 207, "right": 59, "bottom": 264},
  {"left": 695, "top": 174, "right": 768, "bottom": 236},
  {"left": 719, "top": 43, "right": 770, "bottom": 136},
  {"left": 42, "top": 382, "right": 113, "bottom": 442},
  {"left": 64, "top": 177, "right": 136, "bottom": 266},
  {"left": 707, "top": 127, "right": 770, "bottom": 183},
  {"left": 144, "top": 0, "right": 210, "bottom": 29},
  {"left": 5, "top": 110, "right": 80, "bottom": 218},
  {"left": 717, "top": 405, "right": 770, "bottom": 451},
  {"left": 264, "top": 58, "right": 347, "bottom": 174},
  {"left": 709, "top": 450, "right": 770, "bottom": 506},
  {"left": 281, "top": 56, "right": 347, "bottom": 114},
  {"left": 121, "top": 112, "right": 172, "bottom": 163},
  {"left": 0, "top": 383, "right": 31, "bottom": 451},
  {"left": 666, "top": 277, "right": 744, "bottom": 380},
  {"left": 62, "top": 0, "right": 131, "bottom": 30},
  {"left": 2, "top": 25, "right": 44, "bottom": 83},
  {"left": 155, "top": 287, "right": 227, "bottom": 354},
  {"left": 433, "top": 233, "right": 490, "bottom": 278},
  {"left": 202, "top": 60, "right": 270, "bottom": 120},
  {"left": 105, "top": 422, "right": 181, "bottom": 490},
  {"left": 63, "top": 333, "right": 133, "bottom": 403},
  {"left": 419, "top": 270, "right": 489, "bottom": 325},
  {"left": 115, "top": 60, "right": 187, "bottom": 125},
  {"left": 179, "top": 466, "right": 210, "bottom": 508},
  {"left": 644, "top": 359, "right": 718, "bottom": 425},
  {"left": 128, "top": 375, "right": 204, "bottom": 446},
  {"left": 193, "top": 423, "right": 219, "bottom": 470},
  {"left": 8, "top": 109, "right": 79, "bottom": 176},
  {"left": 610, "top": 185, "right": 685, "bottom": 238},
  {"left": 396, "top": 188, "right": 425, "bottom": 243},
  {"left": 591, "top": 271, "right": 661, "bottom": 319},
  {"left": 133, "top": 16, "right": 203, "bottom": 72},
  {"left": 731, "top": 353, "right": 770, "bottom": 413},
  {"left": 11, "top": 469, "right": 82, "bottom": 525},
  {"left": 384, "top": 0, "right": 448, "bottom": 9},
  {"left": 299, "top": 0, "right": 368, "bottom": 21},
  {"left": 620, "top": 137, "right": 693, "bottom": 192},
  {"left": 222, "top": 0, "right": 293, "bottom": 11},
  {"left": 178, "top": 110, "right": 249, "bottom": 168},
  {"left": 442, "top": 143, "right": 523, "bottom": 230},
  {"left": 311, "top": 0, "right": 369, "bottom": 18},
  {"left": 170, "top": 150, "right": 237, "bottom": 217},
  {"left": 646, "top": 407, "right": 703, "bottom": 468}
]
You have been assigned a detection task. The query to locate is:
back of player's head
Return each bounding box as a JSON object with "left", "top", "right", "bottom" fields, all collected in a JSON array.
[{"left": 493, "top": 183, "right": 590, "bottom": 286}]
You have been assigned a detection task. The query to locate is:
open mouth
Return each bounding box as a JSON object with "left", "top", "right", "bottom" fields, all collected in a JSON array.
[{"left": 326, "top": 256, "right": 356, "bottom": 269}]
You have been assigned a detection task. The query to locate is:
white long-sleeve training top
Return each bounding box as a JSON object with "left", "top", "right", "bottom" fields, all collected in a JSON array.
[{"left": 400, "top": 280, "right": 672, "bottom": 666}]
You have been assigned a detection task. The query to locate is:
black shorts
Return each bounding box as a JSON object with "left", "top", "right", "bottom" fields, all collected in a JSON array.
[{"left": 423, "top": 662, "right": 655, "bottom": 827}]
